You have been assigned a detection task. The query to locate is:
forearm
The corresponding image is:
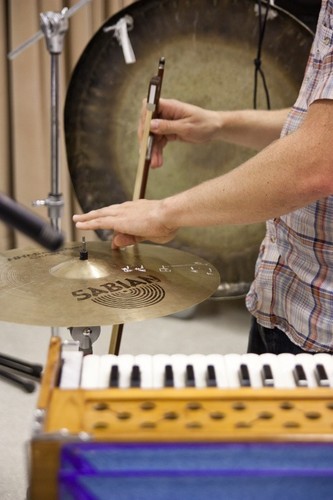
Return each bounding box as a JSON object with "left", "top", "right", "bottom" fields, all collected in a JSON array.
[
  {"left": 212, "top": 108, "right": 290, "bottom": 151},
  {"left": 74, "top": 101, "right": 333, "bottom": 248},
  {"left": 161, "top": 117, "right": 332, "bottom": 228}
]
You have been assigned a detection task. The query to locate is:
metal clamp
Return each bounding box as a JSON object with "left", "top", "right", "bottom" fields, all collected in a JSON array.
[
  {"left": 104, "top": 15, "right": 136, "bottom": 64},
  {"left": 40, "top": 8, "right": 69, "bottom": 54},
  {"left": 68, "top": 326, "right": 101, "bottom": 355},
  {"left": 33, "top": 193, "right": 64, "bottom": 225}
]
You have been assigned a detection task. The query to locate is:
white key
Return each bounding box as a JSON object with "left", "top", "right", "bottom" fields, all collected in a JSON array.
[
  {"left": 224, "top": 353, "right": 242, "bottom": 388},
  {"left": 98, "top": 354, "right": 118, "bottom": 388},
  {"left": 116, "top": 354, "right": 135, "bottom": 388},
  {"left": 152, "top": 354, "right": 172, "bottom": 388},
  {"left": 81, "top": 354, "right": 101, "bottom": 389},
  {"left": 171, "top": 354, "right": 190, "bottom": 388},
  {"left": 59, "top": 350, "right": 83, "bottom": 389},
  {"left": 274, "top": 353, "right": 298, "bottom": 388},
  {"left": 187, "top": 354, "right": 208, "bottom": 388}
]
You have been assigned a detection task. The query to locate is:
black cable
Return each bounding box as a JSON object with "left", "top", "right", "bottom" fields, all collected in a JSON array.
[{"left": 253, "top": 0, "right": 271, "bottom": 109}]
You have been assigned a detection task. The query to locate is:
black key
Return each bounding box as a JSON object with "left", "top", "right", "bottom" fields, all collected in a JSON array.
[
  {"left": 239, "top": 363, "right": 251, "bottom": 387},
  {"left": 293, "top": 364, "right": 308, "bottom": 387},
  {"left": 164, "top": 364, "right": 174, "bottom": 387},
  {"left": 109, "top": 364, "right": 119, "bottom": 387},
  {"left": 206, "top": 364, "right": 217, "bottom": 387},
  {"left": 261, "top": 364, "right": 274, "bottom": 387},
  {"left": 185, "top": 364, "right": 196, "bottom": 387},
  {"left": 315, "top": 363, "right": 330, "bottom": 387},
  {"left": 130, "top": 364, "right": 141, "bottom": 388}
]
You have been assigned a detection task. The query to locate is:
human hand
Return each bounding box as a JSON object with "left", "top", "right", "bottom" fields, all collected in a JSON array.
[
  {"left": 138, "top": 98, "right": 220, "bottom": 168},
  {"left": 73, "top": 199, "right": 177, "bottom": 249}
]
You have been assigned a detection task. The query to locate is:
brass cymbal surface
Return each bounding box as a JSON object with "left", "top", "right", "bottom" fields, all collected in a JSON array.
[{"left": 0, "top": 242, "right": 220, "bottom": 327}]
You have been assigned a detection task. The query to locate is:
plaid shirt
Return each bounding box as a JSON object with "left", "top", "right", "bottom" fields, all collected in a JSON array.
[{"left": 246, "top": 0, "right": 333, "bottom": 352}]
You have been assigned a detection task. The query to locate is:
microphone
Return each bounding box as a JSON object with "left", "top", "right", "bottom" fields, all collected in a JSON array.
[{"left": 0, "top": 193, "right": 64, "bottom": 251}]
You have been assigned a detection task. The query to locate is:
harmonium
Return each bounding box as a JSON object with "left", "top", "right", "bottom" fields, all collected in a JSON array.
[{"left": 29, "top": 337, "right": 333, "bottom": 499}]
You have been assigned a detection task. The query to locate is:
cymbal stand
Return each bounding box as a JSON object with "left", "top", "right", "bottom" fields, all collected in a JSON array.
[
  {"left": 8, "top": 1, "right": 91, "bottom": 234},
  {"left": 33, "top": 9, "right": 68, "bottom": 340},
  {"left": 68, "top": 325, "right": 101, "bottom": 356},
  {"left": 5, "top": 2, "right": 91, "bottom": 381},
  {"left": 32, "top": 9, "right": 68, "bottom": 232},
  {"left": 9, "top": 3, "right": 133, "bottom": 356}
]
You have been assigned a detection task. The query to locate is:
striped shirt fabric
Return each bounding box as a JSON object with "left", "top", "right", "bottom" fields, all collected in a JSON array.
[{"left": 246, "top": 0, "right": 333, "bottom": 352}]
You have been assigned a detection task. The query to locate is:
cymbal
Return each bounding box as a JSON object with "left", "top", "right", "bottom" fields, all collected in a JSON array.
[{"left": 0, "top": 241, "right": 220, "bottom": 327}]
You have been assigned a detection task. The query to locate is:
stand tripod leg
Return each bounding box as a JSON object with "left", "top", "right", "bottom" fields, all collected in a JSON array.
[{"left": 0, "top": 368, "right": 36, "bottom": 393}]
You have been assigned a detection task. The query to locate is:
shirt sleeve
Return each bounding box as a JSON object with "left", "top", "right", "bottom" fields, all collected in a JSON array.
[{"left": 281, "top": 2, "right": 333, "bottom": 137}]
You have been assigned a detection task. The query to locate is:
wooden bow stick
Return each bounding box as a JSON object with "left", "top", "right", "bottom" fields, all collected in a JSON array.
[
  {"left": 109, "top": 58, "right": 165, "bottom": 355},
  {"left": 133, "top": 57, "right": 165, "bottom": 200}
]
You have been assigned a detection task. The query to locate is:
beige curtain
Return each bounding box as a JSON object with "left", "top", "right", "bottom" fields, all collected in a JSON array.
[{"left": 0, "top": 0, "right": 135, "bottom": 251}]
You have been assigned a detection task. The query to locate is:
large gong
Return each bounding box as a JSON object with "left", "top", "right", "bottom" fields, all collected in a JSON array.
[{"left": 64, "top": 0, "right": 313, "bottom": 298}]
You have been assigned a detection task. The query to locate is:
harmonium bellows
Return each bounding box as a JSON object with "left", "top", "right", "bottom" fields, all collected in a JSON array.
[{"left": 29, "top": 337, "right": 333, "bottom": 499}]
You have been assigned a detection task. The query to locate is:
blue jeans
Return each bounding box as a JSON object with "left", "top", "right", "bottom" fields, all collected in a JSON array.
[{"left": 247, "top": 317, "right": 309, "bottom": 355}]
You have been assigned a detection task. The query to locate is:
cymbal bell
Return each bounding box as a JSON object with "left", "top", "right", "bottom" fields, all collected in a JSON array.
[{"left": 0, "top": 241, "right": 220, "bottom": 327}]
